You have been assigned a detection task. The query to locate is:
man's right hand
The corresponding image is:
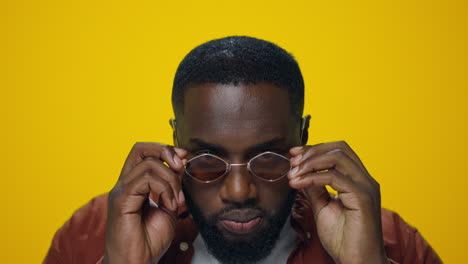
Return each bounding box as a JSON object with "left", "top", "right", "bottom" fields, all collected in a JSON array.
[{"left": 103, "top": 142, "right": 188, "bottom": 264}]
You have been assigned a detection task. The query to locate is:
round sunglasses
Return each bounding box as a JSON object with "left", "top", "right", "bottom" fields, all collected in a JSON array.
[{"left": 184, "top": 151, "right": 291, "bottom": 183}]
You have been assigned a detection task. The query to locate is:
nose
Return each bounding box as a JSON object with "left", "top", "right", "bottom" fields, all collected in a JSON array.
[{"left": 219, "top": 164, "right": 258, "bottom": 204}]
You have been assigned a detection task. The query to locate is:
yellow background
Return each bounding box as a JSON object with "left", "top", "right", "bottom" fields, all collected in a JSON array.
[{"left": 2, "top": 0, "right": 466, "bottom": 262}]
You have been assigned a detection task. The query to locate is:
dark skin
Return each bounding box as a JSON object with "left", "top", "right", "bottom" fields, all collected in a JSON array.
[
  {"left": 178, "top": 82, "right": 301, "bottom": 243},
  {"left": 104, "top": 82, "right": 390, "bottom": 264}
]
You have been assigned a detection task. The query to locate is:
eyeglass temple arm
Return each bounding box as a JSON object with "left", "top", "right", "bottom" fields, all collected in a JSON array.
[{"left": 300, "top": 115, "right": 311, "bottom": 143}]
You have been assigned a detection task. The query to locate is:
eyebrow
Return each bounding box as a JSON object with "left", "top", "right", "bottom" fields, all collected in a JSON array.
[{"left": 188, "top": 137, "right": 287, "bottom": 153}]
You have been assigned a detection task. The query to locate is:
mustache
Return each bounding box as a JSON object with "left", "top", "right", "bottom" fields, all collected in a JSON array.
[{"left": 209, "top": 201, "right": 267, "bottom": 221}]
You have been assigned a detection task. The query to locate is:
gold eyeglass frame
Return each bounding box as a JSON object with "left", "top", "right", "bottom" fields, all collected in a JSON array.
[
  {"left": 184, "top": 151, "right": 291, "bottom": 184},
  {"left": 169, "top": 115, "right": 311, "bottom": 184}
]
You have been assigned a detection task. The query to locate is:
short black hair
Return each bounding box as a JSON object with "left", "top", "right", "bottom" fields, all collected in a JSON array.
[{"left": 171, "top": 36, "right": 304, "bottom": 118}]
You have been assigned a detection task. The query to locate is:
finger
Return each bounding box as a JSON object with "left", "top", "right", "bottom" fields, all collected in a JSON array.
[
  {"left": 290, "top": 144, "right": 333, "bottom": 167},
  {"left": 290, "top": 141, "right": 368, "bottom": 173},
  {"left": 122, "top": 143, "right": 163, "bottom": 175},
  {"left": 122, "top": 158, "right": 183, "bottom": 205},
  {"left": 125, "top": 171, "right": 178, "bottom": 212},
  {"left": 289, "top": 169, "right": 369, "bottom": 211},
  {"left": 148, "top": 199, "right": 178, "bottom": 231},
  {"left": 173, "top": 148, "right": 189, "bottom": 183},
  {"left": 147, "top": 159, "right": 185, "bottom": 206},
  {"left": 159, "top": 145, "right": 184, "bottom": 170},
  {"left": 290, "top": 145, "right": 304, "bottom": 155},
  {"left": 158, "top": 147, "right": 186, "bottom": 189},
  {"left": 174, "top": 147, "right": 188, "bottom": 159},
  {"left": 289, "top": 148, "right": 365, "bottom": 182},
  {"left": 121, "top": 143, "right": 184, "bottom": 180},
  {"left": 292, "top": 183, "right": 331, "bottom": 216},
  {"left": 290, "top": 169, "right": 354, "bottom": 193}
]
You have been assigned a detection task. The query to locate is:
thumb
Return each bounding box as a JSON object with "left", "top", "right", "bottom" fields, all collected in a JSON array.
[{"left": 303, "top": 185, "right": 332, "bottom": 218}]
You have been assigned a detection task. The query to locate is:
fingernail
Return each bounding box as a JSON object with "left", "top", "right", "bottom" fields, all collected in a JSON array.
[
  {"left": 173, "top": 154, "right": 181, "bottom": 166},
  {"left": 293, "top": 154, "right": 302, "bottom": 163},
  {"left": 174, "top": 148, "right": 186, "bottom": 156},
  {"left": 178, "top": 190, "right": 185, "bottom": 204},
  {"left": 291, "top": 146, "right": 303, "bottom": 152},
  {"left": 290, "top": 167, "right": 299, "bottom": 177},
  {"left": 290, "top": 176, "right": 301, "bottom": 183}
]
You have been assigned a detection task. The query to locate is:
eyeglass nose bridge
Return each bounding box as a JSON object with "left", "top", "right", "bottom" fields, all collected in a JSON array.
[
  {"left": 226, "top": 153, "right": 291, "bottom": 182},
  {"left": 226, "top": 162, "right": 250, "bottom": 173}
]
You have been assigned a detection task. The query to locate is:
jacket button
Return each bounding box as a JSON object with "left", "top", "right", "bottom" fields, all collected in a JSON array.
[
  {"left": 179, "top": 242, "right": 189, "bottom": 252},
  {"left": 306, "top": 232, "right": 311, "bottom": 239}
]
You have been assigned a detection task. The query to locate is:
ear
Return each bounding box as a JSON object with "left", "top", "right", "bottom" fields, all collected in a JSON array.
[
  {"left": 169, "top": 118, "right": 179, "bottom": 147},
  {"left": 300, "top": 115, "right": 311, "bottom": 145}
]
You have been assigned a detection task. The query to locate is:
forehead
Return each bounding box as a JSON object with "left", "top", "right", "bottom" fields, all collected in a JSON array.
[{"left": 180, "top": 82, "right": 293, "bottom": 151}]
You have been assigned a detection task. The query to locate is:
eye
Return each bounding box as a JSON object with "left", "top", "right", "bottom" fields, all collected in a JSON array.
[
  {"left": 200, "top": 154, "right": 216, "bottom": 161},
  {"left": 257, "top": 153, "right": 275, "bottom": 160},
  {"left": 190, "top": 153, "right": 225, "bottom": 169},
  {"left": 193, "top": 152, "right": 220, "bottom": 164}
]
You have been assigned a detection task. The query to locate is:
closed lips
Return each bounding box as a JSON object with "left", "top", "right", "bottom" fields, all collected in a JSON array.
[
  {"left": 218, "top": 209, "right": 263, "bottom": 223},
  {"left": 221, "top": 217, "right": 262, "bottom": 232},
  {"left": 218, "top": 210, "right": 264, "bottom": 234}
]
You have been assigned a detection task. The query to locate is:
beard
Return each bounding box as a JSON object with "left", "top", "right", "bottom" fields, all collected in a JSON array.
[{"left": 183, "top": 186, "right": 297, "bottom": 264}]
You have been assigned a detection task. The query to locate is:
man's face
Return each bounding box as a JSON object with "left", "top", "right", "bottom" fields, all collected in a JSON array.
[{"left": 177, "top": 82, "right": 302, "bottom": 264}]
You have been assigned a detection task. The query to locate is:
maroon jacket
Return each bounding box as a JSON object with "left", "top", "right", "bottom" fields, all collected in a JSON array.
[{"left": 44, "top": 192, "right": 441, "bottom": 264}]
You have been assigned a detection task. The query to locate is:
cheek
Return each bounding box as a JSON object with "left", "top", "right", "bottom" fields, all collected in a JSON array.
[
  {"left": 183, "top": 179, "right": 221, "bottom": 216},
  {"left": 256, "top": 179, "right": 293, "bottom": 212},
  {"left": 183, "top": 176, "right": 293, "bottom": 216}
]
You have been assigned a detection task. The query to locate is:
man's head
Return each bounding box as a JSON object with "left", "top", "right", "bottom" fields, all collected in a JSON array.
[
  {"left": 171, "top": 36, "right": 308, "bottom": 264},
  {"left": 172, "top": 36, "right": 304, "bottom": 119}
]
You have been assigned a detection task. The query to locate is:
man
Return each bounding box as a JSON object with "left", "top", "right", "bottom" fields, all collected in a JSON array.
[{"left": 45, "top": 36, "right": 441, "bottom": 264}]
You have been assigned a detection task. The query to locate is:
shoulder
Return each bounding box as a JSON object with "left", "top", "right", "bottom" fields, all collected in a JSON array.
[
  {"left": 44, "top": 193, "right": 109, "bottom": 264},
  {"left": 381, "top": 208, "right": 415, "bottom": 240},
  {"left": 380, "top": 208, "right": 442, "bottom": 264},
  {"left": 67, "top": 193, "right": 109, "bottom": 232}
]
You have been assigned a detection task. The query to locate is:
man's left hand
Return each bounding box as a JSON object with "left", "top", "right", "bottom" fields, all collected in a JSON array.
[{"left": 288, "top": 141, "right": 390, "bottom": 264}]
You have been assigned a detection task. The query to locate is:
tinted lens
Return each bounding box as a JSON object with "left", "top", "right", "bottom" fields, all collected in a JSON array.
[
  {"left": 250, "top": 152, "right": 291, "bottom": 181},
  {"left": 185, "top": 154, "right": 228, "bottom": 182}
]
